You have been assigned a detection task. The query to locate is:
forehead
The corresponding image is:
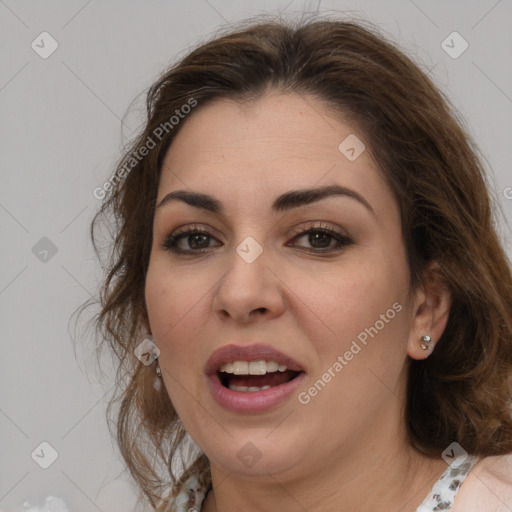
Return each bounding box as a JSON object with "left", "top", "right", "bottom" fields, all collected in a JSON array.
[
  {"left": 162, "top": 93, "right": 365, "bottom": 165},
  {"left": 158, "top": 92, "right": 389, "bottom": 214}
]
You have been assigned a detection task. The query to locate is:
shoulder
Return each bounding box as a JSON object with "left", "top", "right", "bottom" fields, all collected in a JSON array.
[{"left": 453, "top": 452, "right": 512, "bottom": 511}]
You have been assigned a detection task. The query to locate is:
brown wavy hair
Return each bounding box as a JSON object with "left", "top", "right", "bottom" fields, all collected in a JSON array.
[{"left": 88, "top": 15, "right": 512, "bottom": 509}]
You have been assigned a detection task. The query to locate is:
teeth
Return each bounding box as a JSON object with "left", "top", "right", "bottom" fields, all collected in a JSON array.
[
  {"left": 266, "top": 361, "right": 279, "bottom": 372},
  {"left": 229, "top": 385, "right": 272, "bottom": 392},
  {"left": 249, "top": 361, "right": 266, "bottom": 375},
  {"left": 220, "top": 362, "right": 234, "bottom": 373},
  {"left": 219, "top": 360, "right": 288, "bottom": 375},
  {"left": 232, "top": 361, "right": 249, "bottom": 375}
]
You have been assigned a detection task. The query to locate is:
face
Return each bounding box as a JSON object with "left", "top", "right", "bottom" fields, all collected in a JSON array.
[{"left": 145, "top": 92, "right": 421, "bottom": 479}]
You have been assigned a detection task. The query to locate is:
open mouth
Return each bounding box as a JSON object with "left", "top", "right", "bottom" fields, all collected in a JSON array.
[
  {"left": 205, "top": 344, "right": 307, "bottom": 411},
  {"left": 217, "top": 360, "right": 303, "bottom": 392}
]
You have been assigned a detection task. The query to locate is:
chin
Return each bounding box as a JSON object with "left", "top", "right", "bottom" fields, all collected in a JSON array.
[{"left": 199, "top": 430, "right": 308, "bottom": 477}]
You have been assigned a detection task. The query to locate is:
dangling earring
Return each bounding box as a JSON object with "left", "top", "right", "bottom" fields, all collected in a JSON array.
[
  {"left": 421, "top": 335, "right": 432, "bottom": 350},
  {"left": 153, "top": 362, "right": 163, "bottom": 391}
]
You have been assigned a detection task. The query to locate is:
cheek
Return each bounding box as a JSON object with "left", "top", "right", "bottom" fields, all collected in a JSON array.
[
  {"left": 288, "top": 262, "right": 406, "bottom": 346},
  {"left": 291, "top": 266, "right": 411, "bottom": 411},
  {"left": 145, "top": 259, "right": 209, "bottom": 352},
  {"left": 144, "top": 261, "right": 212, "bottom": 409}
]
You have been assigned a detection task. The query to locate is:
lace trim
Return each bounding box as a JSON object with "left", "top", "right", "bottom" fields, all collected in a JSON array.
[
  {"left": 416, "top": 455, "right": 479, "bottom": 511},
  {"left": 164, "top": 471, "right": 211, "bottom": 512}
]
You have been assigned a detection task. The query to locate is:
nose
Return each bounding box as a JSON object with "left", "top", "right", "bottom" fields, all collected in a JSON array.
[{"left": 212, "top": 243, "right": 286, "bottom": 324}]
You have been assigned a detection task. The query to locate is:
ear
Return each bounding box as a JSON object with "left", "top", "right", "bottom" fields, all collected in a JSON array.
[{"left": 407, "top": 262, "right": 451, "bottom": 360}]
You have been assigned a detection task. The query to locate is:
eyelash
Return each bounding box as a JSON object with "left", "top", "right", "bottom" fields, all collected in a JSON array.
[{"left": 162, "top": 222, "right": 353, "bottom": 255}]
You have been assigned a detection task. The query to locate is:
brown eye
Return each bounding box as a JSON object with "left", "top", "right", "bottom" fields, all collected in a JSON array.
[
  {"left": 305, "top": 230, "right": 334, "bottom": 249},
  {"left": 163, "top": 229, "right": 221, "bottom": 254},
  {"left": 287, "top": 224, "right": 353, "bottom": 253}
]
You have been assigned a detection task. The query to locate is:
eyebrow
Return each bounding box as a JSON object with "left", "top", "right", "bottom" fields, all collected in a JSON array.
[{"left": 156, "top": 184, "right": 376, "bottom": 217}]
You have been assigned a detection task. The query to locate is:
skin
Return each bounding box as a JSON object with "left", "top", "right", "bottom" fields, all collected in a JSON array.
[
  {"left": 452, "top": 453, "right": 512, "bottom": 511},
  {"left": 144, "top": 91, "right": 453, "bottom": 511}
]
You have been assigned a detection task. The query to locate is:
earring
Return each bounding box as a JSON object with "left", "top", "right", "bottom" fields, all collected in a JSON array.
[
  {"left": 421, "top": 335, "right": 432, "bottom": 350},
  {"left": 153, "top": 368, "right": 162, "bottom": 392}
]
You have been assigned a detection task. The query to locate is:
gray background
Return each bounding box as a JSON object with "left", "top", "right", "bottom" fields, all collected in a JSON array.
[{"left": 1, "top": 1, "right": 511, "bottom": 511}]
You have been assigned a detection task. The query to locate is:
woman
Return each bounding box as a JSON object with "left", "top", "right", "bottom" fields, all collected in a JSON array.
[{"left": 91, "top": 17, "right": 512, "bottom": 511}]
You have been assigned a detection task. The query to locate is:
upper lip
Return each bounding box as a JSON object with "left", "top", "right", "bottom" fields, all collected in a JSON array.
[{"left": 204, "top": 343, "right": 306, "bottom": 375}]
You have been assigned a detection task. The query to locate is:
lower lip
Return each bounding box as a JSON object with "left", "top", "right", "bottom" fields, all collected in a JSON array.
[{"left": 207, "top": 372, "right": 306, "bottom": 413}]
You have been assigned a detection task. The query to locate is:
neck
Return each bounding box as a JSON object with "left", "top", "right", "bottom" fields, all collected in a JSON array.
[{"left": 202, "top": 428, "right": 446, "bottom": 512}]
